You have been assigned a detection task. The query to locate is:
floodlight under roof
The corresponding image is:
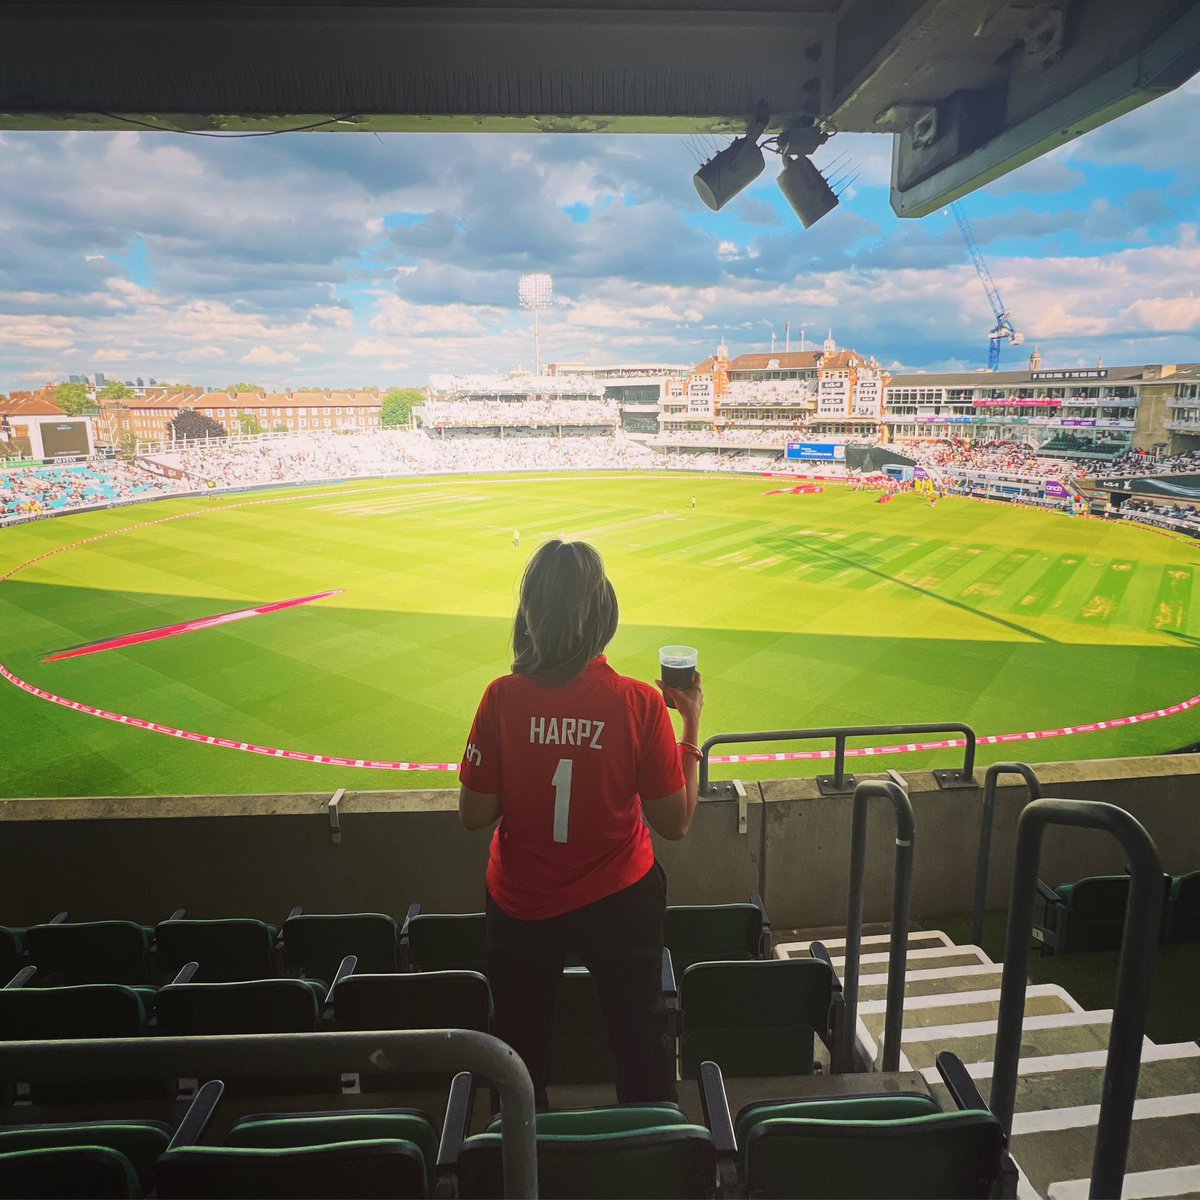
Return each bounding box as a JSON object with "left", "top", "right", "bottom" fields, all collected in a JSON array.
[
  {"left": 777, "top": 153, "right": 839, "bottom": 229},
  {"left": 693, "top": 134, "right": 767, "bottom": 211}
]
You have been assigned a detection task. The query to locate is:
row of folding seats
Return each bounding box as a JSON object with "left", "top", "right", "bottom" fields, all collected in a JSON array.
[
  {"left": 0, "top": 896, "right": 771, "bottom": 988},
  {"left": 0, "top": 1053, "right": 1018, "bottom": 1198},
  {"left": 1, "top": 948, "right": 842, "bottom": 1102},
  {"left": 1036, "top": 868, "right": 1200, "bottom": 955}
]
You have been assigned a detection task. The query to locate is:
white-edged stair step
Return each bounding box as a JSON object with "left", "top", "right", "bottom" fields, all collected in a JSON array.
[
  {"left": 774, "top": 930, "right": 953, "bottom": 959},
  {"left": 859, "top": 985, "right": 1080, "bottom": 1039},
  {"left": 1048, "top": 1164, "right": 1200, "bottom": 1200}
]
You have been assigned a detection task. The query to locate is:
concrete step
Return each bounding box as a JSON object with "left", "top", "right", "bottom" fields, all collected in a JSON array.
[
  {"left": 1048, "top": 1164, "right": 1200, "bottom": 1200},
  {"left": 1012, "top": 1107, "right": 1200, "bottom": 1198},
  {"left": 777, "top": 931, "right": 955, "bottom": 960},
  {"left": 833, "top": 945, "right": 993, "bottom": 973},
  {"left": 928, "top": 1045, "right": 1200, "bottom": 1116},
  {"left": 898, "top": 1011, "right": 1119, "bottom": 1072},
  {"left": 859, "top": 987, "right": 1076, "bottom": 1040},
  {"left": 859, "top": 963, "right": 1003, "bottom": 1002}
]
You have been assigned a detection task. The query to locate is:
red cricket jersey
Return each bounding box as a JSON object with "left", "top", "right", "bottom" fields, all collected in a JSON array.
[{"left": 459, "top": 656, "right": 684, "bottom": 920}]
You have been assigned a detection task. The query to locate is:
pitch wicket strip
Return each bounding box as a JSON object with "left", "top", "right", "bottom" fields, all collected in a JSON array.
[{"left": 3, "top": 660, "right": 1197, "bottom": 773}]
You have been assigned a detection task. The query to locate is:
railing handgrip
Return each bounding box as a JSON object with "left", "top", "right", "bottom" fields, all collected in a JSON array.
[
  {"left": 840, "top": 779, "right": 915, "bottom": 1073},
  {"left": 989, "top": 799, "right": 1161, "bottom": 1200},
  {"left": 972, "top": 763, "right": 1041, "bottom": 947}
]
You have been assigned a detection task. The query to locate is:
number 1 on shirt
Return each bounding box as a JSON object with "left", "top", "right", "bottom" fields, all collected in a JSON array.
[{"left": 552, "top": 758, "right": 573, "bottom": 843}]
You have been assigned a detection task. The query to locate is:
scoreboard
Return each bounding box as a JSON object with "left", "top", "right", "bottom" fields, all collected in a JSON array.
[{"left": 786, "top": 442, "right": 845, "bottom": 462}]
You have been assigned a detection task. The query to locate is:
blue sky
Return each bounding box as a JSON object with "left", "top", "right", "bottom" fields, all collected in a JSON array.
[{"left": 1, "top": 76, "right": 1198, "bottom": 392}]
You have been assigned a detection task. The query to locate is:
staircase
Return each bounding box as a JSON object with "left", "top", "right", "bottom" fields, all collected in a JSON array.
[{"left": 776, "top": 931, "right": 1200, "bottom": 1200}]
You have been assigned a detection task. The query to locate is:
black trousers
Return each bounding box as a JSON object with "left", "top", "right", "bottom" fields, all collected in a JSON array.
[{"left": 486, "top": 862, "right": 677, "bottom": 1106}]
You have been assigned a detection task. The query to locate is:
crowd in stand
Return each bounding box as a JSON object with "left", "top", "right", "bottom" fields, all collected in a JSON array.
[
  {"left": 419, "top": 399, "right": 618, "bottom": 427},
  {"left": 0, "top": 462, "right": 179, "bottom": 519},
  {"left": 721, "top": 379, "right": 815, "bottom": 406},
  {"left": 909, "top": 439, "right": 1079, "bottom": 479},
  {"left": 1077, "top": 448, "right": 1200, "bottom": 477},
  {"left": 1119, "top": 498, "right": 1200, "bottom": 534}
]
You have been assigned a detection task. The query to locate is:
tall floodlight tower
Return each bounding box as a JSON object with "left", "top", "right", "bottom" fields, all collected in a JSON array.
[{"left": 518, "top": 273, "right": 553, "bottom": 376}]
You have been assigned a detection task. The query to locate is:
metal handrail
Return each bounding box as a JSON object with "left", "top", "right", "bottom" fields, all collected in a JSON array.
[
  {"left": 972, "top": 763, "right": 1042, "bottom": 947},
  {"left": 0, "top": 1028, "right": 539, "bottom": 1198},
  {"left": 699, "top": 722, "right": 976, "bottom": 797},
  {"left": 840, "top": 779, "right": 916, "bottom": 1072},
  {"left": 990, "top": 800, "right": 1162, "bottom": 1200}
]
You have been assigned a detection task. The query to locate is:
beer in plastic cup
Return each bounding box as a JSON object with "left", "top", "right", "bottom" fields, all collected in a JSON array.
[{"left": 659, "top": 645, "right": 698, "bottom": 707}]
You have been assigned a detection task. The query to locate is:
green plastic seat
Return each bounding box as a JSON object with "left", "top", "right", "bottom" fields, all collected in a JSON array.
[
  {"left": 154, "top": 918, "right": 279, "bottom": 982},
  {"left": 404, "top": 912, "right": 487, "bottom": 973},
  {"left": 27, "top": 921, "right": 154, "bottom": 985},
  {"left": 459, "top": 1114, "right": 716, "bottom": 1198},
  {"left": 0, "top": 927, "right": 23, "bottom": 982},
  {"left": 679, "top": 959, "right": 834, "bottom": 1079},
  {"left": 282, "top": 913, "right": 399, "bottom": 982},
  {"left": 664, "top": 903, "right": 765, "bottom": 973},
  {"left": 156, "top": 1139, "right": 429, "bottom": 1199},
  {"left": 227, "top": 1109, "right": 439, "bottom": 1194},
  {"left": 0, "top": 1145, "right": 140, "bottom": 1199},
  {"left": 334, "top": 970, "right": 491, "bottom": 1032},
  {"left": 743, "top": 1110, "right": 1007, "bottom": 1199},
  {"left": 1169, "top": 871, "right": 1200, "bottom": 943},
  {"left": 734, "top": 1094, "right": 941, "bottom": 1162},
  {"left": 154, "top": 979, "right": 325, "bottom": 1035},
  {"left": 0, "top": 1120, "right": 172, "bottom": 1195},
  {"left": 1041, "top": 874, "right": 1170, "bottom": 954},
  {"left": 0, "top": 983, "right": 147, "bottom": 1040}
]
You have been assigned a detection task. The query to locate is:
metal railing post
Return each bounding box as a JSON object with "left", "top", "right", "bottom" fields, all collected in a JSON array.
[
  {"left": 840, "top": 779, "right": 916, "bottom": 1073},
  {"left": 0, "top": 1028, "right": 539, "bottom": 1198},
  {"left": 699, "top": 722, "right": 977, "bottom": 798},
  {"left": 972, "top": 763, "right": 1041, "bottom": 947},
  {"left": 990, "top": 799, "right": 1162, "bottom": 1200}
]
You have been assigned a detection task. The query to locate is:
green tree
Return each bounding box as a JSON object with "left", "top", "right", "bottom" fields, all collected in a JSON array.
[
  {"left": 239, "top": 415, "right": 265, "bottom": 435},
  {"left": 169, "top": 410, "right": 227, "bottom": 442},
  {"left": 98, "top": 380, "right": 134, "bottom": 400},
  {"left": 381, "top": 387, "right": 423, "bottom": 427},
  {"left": 55, "top": 381, "right": 91, "bottom": 416},
  {"left": 227, "top": 382, "right": 259, "bottom": 392}
]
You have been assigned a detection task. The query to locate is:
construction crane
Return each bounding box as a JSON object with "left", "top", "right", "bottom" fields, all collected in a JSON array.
[{"left": 950, "top": 201, "right": 1024, "bottom": 371}]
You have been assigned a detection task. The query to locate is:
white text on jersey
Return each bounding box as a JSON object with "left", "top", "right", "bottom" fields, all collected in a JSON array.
[{"left": 530, "top": 716, "right": 605, "bottom": 749}]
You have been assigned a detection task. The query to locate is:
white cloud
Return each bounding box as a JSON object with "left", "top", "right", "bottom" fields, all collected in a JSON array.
[{"left": 239, "top": 345, "right": 299, "bottom": 365}]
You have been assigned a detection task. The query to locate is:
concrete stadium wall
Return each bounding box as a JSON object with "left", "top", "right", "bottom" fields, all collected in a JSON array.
[{"left": 1, "top": 754, "right": 1197, "bottom": 930}]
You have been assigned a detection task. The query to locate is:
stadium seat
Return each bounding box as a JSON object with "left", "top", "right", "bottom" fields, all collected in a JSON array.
[
  {"left": 1034, "top": 873, "right": 1171, "bottom": 954},
  {"left": 400, "top": 907, "right": 487, "bottom": 973},
  {"left": 155, "top": 1080, "right": 437, "bottom": 1198},
  {"left": 1167, "top": 870, "right": 1200, "bottom": 943},
  {"left": 154, "top": 916, "right": 281, "bottom": 982},
  {"left": 0, "top": 1119, "right": 172, "bottom": 1197},
  {"left": 0, "top": 975, "right": 155, "bottom": 1104},
  {"left": 444, "top": 1072, "right": 717, "bottom": 1199},
  {"left": 678, "top": 950, "right": 843, "bottom": 1079},
  {"left": 331, "top": 968, "right": 492, "bottom": 1090},
  {"left": 663, "top": 895, "right": 771, "bottom": 973},
  {"left": 0, "top": 927, "right": 24, "bottom": 982},
  {"left": 699, "top": 1054, "right": 1019, "bottom": 1199},
  {"left": 282, "top": 911, "right": 400, "bottom": 983},
  {"left": 26, "top": 919, "right": 154, "bottom": 985}
]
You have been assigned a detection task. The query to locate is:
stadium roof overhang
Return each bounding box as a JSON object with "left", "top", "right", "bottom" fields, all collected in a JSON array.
[{"left": 2, "top": 0, "right": 1198, "bottom": 217}]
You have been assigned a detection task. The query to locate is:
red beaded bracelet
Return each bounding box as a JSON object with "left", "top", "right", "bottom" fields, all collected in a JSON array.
[{"left": 678, "top": 741, "right": 702, "bottom": 760}]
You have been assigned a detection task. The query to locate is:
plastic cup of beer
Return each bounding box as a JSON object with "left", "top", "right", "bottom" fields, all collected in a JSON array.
[{"left": 659, "top": 645, "right": 698, "bottom": 707}]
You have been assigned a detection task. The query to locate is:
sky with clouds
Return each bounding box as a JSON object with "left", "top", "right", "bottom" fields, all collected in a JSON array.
[{"left": 1, "top": 76, "right": 1198, "bottom": 392}]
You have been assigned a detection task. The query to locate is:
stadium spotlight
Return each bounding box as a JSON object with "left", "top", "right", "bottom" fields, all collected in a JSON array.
[
  {"left": 518, "top": 273, "right": 553, "bottom": 376},
  {"left": 692, "top": 108, "right": 769, "bottom": 212},
  {"left": 774, "top": 123, "right": 838, "bottom": 229}
]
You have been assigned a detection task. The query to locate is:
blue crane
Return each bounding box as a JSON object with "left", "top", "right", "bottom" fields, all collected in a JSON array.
[{"left": 950, "top": 202, "right": 1024, "bottom": 371}]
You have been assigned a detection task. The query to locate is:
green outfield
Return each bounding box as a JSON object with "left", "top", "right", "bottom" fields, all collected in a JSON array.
[{"left": 2, "top": 471, "right": 1199, "bottom": 799}]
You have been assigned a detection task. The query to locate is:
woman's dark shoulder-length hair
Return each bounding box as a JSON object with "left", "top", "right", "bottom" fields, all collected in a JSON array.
[{"left": 512, "top": 539, "right": 618, "bottom": 686}]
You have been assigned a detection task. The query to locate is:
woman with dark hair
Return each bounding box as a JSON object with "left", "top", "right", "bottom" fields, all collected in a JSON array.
[{"left": 458, "top": 538, "right": 703, "bottom": 1107}]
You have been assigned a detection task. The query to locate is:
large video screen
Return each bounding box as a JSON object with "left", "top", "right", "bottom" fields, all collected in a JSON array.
[
  {"left": 786, "top": 442, "right": 845, "bottom": 461},
  {"left": 40, "top": 421, "right": 90, "bottom": 457}
]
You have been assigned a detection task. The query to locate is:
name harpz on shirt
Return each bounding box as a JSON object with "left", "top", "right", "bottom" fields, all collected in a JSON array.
[{"left": 528, "top": 715, "right": 605, "bottom": 749}]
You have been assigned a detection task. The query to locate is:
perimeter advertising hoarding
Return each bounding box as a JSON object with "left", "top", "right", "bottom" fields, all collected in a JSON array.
[
  {"left": 1043, "top": 480, "right": 1072, "bottom": 500},
  {"left": 786, "top": 442, "right": 845, "bottom": 461}
]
